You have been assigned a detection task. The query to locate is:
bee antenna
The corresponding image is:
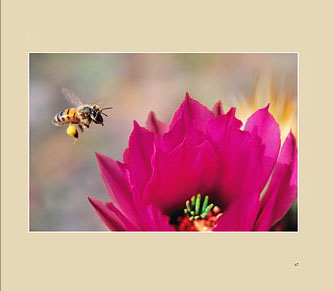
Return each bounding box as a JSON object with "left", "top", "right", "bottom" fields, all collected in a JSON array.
[
  {"left": 102, "top": 112, "right": 108, "bottom": 117},
  {"left": 101, "top": 106, "right": 113, "bottom": 111}
]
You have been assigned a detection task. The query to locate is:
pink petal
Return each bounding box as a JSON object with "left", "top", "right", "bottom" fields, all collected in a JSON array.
[
  {"left": 143, "top": 137, "right": 219, "bottom": 214},
  {"left": 95, "top": 153, "right": 140, "bottom": 227},
  {"left": 208, "top": 108, "right": 264, "bottom": 206},
  {"left": 123, "top": 121, "right": 155, "bottom": 194},
  {"left": 213, "top": 195, "right": 261, "bottom": 231},
  {"left": 170, "top": 93, "right": 215, "bottom": 131},
  {"left": 161, "top": 93, "right": 214, "bottom": 151},
  {"left": 211, "top": 129, "right": 264, "bottom": 231},
  {"left": 244, "top": 105, "right": 281, "bottom": 190},
  {"left": 106, "top": 201, "right": 139, "bottom": 231},
  {"left": 160, "top": 93, "right": 214, "bottom": 152},
  {"left": 161, "top": 113, "right": 202, "bottom": 153},
  {"left": 145, "top": 111, "right": 168, "bottom": 136},
  {"left": 212, "top": 100, "right": 224, "bottom": 116},
  {"left": 154, "top": 209, "right": 175, "bottom": 231},
  {"left": 88, "top": 197, "right": 125, "bottom": 231},
  {"left": 160, "top": 110, "right": 208, "bottom": 152},
  {"left": 113, "top": 161, "right": 174, "bottom": 231},
  {"left": 136, "top": 204, "right": 175, "bottom": 231},
  {"left": 254, "top": 132, "right": 297, "bottom": 231}
]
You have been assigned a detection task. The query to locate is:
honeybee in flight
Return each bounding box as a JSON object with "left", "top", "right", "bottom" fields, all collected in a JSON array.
[{"left": 52, "top": 88, "right": 113, "bottom": 143}]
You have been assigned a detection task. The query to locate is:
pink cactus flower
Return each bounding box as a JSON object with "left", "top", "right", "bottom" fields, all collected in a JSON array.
[{"left": 88, "top": 93, "right": 297, "bottom": 231}]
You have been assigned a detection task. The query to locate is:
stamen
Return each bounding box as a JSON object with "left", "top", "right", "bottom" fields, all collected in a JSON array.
[
  {"left": 204, "top": 203, "right": 214, "bottom": 215},
  {"left": 183, "top": 194, "right": 220, "bottom": 221},
  {"left": 195, "top": 194, "right": 201, "bottom": 215},
  {"left": 186, "top": 200, "right": 192, "bottom": 213},
  {"left": 202, "top": 195, "right": 209, "bottom": 213},
  {"left": 177, "top": 194, "right": 223, "bottom": 231},
  {"left": 191, "top": 196, "right": 196, "bottom": 207}
]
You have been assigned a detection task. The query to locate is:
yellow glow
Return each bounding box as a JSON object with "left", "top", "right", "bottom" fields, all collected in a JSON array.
[{"left": 236, "top": 75, "right": 297, "bottom": 144}]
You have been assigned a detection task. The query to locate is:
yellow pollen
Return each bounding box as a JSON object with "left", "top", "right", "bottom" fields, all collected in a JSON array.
[{"left": 66, "top": 125, "right": 77, "bottom": 137}]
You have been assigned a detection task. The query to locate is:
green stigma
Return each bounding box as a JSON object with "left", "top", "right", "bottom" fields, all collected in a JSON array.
[{"left": 184, "top": 194, "right": 215, "bottom": 221}]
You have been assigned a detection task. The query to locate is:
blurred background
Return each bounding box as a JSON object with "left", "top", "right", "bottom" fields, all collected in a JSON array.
[{"left": 29, "top": 53, "right": 297, "bottom": 231}]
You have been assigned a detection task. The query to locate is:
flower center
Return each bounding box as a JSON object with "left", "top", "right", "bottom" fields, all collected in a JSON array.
[{"left": 175, "top": 194, "right": 223, "bottom": 231}]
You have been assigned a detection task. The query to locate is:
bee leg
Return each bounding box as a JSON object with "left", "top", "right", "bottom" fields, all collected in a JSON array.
[
  {"left": 73, "top": 137, "right": 78, "bottom": 144},
  {"left": 78, "top": 124, "right": 84, "bottom": 133},
  {"left": 73, "top": 129, "right": 79, "bottom": 144},
  {"left": 81, "top": 119, "right": 91, "bottom": 128}
]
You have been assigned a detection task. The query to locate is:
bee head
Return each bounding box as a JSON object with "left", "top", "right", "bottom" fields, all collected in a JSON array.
[
  {"left": 90, "top": 105, "right": 113, "bottom": 125},
  {"left": 90, "top": 105, "right": 104, "bottom": 125}
]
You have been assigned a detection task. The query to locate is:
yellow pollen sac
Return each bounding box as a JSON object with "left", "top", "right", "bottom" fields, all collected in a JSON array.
[{"left": 66, "top": 125, "right": 77, "bottom": 137}]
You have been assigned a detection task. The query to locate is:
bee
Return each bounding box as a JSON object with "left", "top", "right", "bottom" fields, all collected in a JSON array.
[{"left": 52, "top": 88, "right": 113, "bottom": 143}]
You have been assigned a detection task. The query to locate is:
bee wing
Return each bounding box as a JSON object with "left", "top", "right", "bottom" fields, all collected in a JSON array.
[{"left": 61, "top": 88, "right": 84, "bottom": 107}]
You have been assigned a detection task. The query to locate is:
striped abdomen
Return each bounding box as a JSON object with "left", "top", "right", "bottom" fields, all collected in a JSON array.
[{"left": 53, "top": 108, "right": 80, "bottom": 125}]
